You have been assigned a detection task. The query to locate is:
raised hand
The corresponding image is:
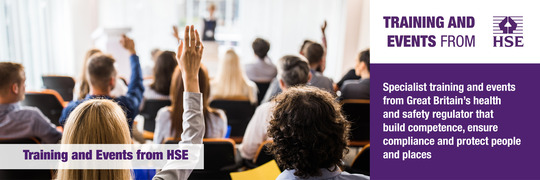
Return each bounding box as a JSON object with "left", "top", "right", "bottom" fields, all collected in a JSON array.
[
  {"left": 172, "top": 26, "right": 181, "bottom": 43},
  {"left": 321, "top": 20, "right": 327, "bottom": 34},
  {"left": 120, "top": 34, "right": 136, "bottom": 55},
  {"left": 176, "top": 25, "right": 204, "bottom": 93}
]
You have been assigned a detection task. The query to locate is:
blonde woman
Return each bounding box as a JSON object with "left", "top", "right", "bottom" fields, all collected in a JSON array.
[
  {"left": 211, "top": 49, "right": 258, "bottom": 104},
  {"left": 58, "top": 25, "right": 206, "bottom": 180},
  {"left": 57, "top": 99, "right": 132, "bottom": 179}
]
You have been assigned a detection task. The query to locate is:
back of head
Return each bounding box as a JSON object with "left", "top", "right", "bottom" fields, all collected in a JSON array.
[
  {"left": 267, "top": 86, "right": 350, "bottom": 178},
  {"left": 169, "top": 66, "right": 212, "bottom": 138},
  {"left": 305, "top": 42, "right": 324, "bottom": 66},
  {"left": 359, "top": 49, "right": 370, "bottom": 72},
  {"left": 87, "top": 54, "right": 116, "bottom": 93},
  {"left": 277, "top": 55, "right": 310, "bottom": 87},
  {"left": 79, "top": 49, "right": 102, "bottom": 100},
  {"left": 151, "top": 51, "right": 178, "bottom": 95},
  {"left": 213, "top": 49, "right": 252, "bottom": 99},
  {"left": 58, "top": 99, "right": 131, "bottom": 179},
  {"left": 300, "top": 40, "right": 314, "bottom": 55},
  {"left": 252, "top": 38, "right": 270, "bottom": 59},
  {"left": 0, "top": 62, "right": 24, "bottom": 98}
]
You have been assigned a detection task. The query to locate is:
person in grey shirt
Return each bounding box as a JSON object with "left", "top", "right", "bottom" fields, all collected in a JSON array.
[
  {"left": 244, "top": 38, "right": 277, "bottom": 83},
  {"left": 0, "top": 62, "right": 61, "bottom": 144},
  {"left": 153, "top": 25, "right": 206, "bottom": 180},
  {"left": 341, "top": 49, "right": 370, "bottom": 100}
]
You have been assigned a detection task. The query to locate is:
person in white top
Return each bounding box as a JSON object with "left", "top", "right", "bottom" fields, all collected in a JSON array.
[
  {"left": 153, "top": 65, "right": 227, "bottom": 144},
  {"left": 210, "top": 49, "right": 258, "bottom": 104},
  {"left": 239, "top": 55, "right": 311, "bottom": 160},
  {"left": 244, "top": 38, "right": 277, "bottom": 83},
  {"left": 73, "top": 48, "right": 128, "bottom": 100},
  {"left": 143, "top": 51, "right": 177, "bottom": 100}
]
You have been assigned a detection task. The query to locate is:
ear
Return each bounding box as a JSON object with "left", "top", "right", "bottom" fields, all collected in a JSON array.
[
  {"left": 11, "top": 83, "right": 19, "bottom": 95},
  {"left": 109, "top": 77, "right": 116, "bottom": 90},
  {"left": 307, "top": 72, "right": 313, "bottom": 82},
  {"left": 279, "top": 79, "right": 286, "bottom": 91}
]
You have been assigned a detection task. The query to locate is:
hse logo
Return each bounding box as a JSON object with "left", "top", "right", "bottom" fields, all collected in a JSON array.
[{"left": 493, "top": 16, "right": 523, "bottom": 47}]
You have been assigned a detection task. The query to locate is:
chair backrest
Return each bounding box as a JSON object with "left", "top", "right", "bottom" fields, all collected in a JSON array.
[
  {"left": 341, "top": 99, "right": 370, "bottom": 141},
  {"left": 253, "top": 140, "right": 274, "bottom": 167},
  {"left": 42, "top": 75, "right": 75, "bottom": 101},
  {"left": 350, "top": 144, "right": 370, "bottom": 176},
  {"left": 140, "top": 99, "right": 171, "bottom": 132},
  {"left": 165, "top": 138, "right": 237, "bottom": 179},
  {"left": 0, "top": 137, "right": 52, "bottom": 180},
  {"left": 255, "top": 82, "right": 271, "bottom": 105},
  {"left": 21, "top": 90, "right": 65, "bottom": 126},
  {"left": 210, "top": 99, "right": 257, "bottom": 137}
]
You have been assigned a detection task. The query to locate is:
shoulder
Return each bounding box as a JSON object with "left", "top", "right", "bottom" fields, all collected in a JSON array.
[
  {"left": 15, "top": 106, "right": 44, "bottom": 118},
  {"left": 156, "top": 107, "right": 171, "bottom": 121}
]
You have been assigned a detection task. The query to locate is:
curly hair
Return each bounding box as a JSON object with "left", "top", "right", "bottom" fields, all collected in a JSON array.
[{"left": 267, "top": 86, "right": 350, "bottom": 178}]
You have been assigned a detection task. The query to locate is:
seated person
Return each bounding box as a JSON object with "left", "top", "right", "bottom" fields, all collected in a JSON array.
[
  {"left": 57, "top": 99, "right": 133, "bottom": 179},
  {"left": 57, "top": 25, "right": 205, "bottom": 180},
  {"left": 0, "top": 62, "right": 61, "bottom": 144},
  {"left": 143, "top": 51, "right": 178, "bottom": 101},
  {"left": 267, "top": 86, "right": 369, "bottom": 180},
  {"left": 210, "top": 49, "right": 258, "bottom": 104},
  {"left": 304, "top": 42, "right": 335, "bottom": 94},
  {"left": 73, "top": 48, "right": 128, "bottom": 100},
  {"left": 341, "top": 49, "right": 370, "bottom": 99},
  {"left": 60, "top": 35, "right": 144, "bottom": 130},
  {"left": 244, "top": 38, "right": 277, "bottom": 83},
  {"left": 239, "top": 55, "right": 311, "bottom": 160},
  {"left": 261, "top": 42, "right": 335, "bottom": 103},
  {"left": 337, "top": 69, "right": 361, "bottom": 90},
  {"left": 153, "top": 65, "right": 227, "bottom": 144}
]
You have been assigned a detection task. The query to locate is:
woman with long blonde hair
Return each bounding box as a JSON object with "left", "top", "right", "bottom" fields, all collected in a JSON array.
[
  {"left": 210, "top": 49, "right": 258, "bottom": 104},
  {"left": 56, "top": 99, "right": 132, "bottom": 179}
]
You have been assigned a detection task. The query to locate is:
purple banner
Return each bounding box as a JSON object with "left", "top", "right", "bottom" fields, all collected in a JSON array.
[{"left": 371, "top": 64, "right": 540, "bottom": 179}]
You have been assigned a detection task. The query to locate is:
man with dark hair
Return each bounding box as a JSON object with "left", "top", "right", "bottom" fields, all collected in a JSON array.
[
  {"left": 268, "top": 86, "right": 369, "bottom": 179},
  {"left": 59, "top": 35, "right": 144, "bottom": 131},
  {"left": 304, "top": 42, "right": 335, "bottom": 94},
  {"left": 341, "top": 49, "right": 370, "bottom": 99},
  {"left": 239, "top": 55, "right": 311, "bottom": 160},
  {"left": 244, "top": 38, "right": 277, "bottom": 83},
  {"left": 0, "top": 62, "right": 61, "bottom": 143}
]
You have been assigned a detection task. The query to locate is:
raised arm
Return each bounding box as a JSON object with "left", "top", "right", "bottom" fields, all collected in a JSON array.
[
  {"left": 153, "top": 25, "right": 205, "bottom": 180},
  {"left": 119, "top": 35, "right": 144, "bottom": 124}
]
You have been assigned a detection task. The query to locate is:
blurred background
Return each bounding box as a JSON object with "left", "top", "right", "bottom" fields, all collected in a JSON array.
[{"left": 0, "top": 0, "right": 369, "bottom": 90}]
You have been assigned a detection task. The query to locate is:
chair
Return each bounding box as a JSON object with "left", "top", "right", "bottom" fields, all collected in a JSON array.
[
  {"left": 21, "top": 90, "right": 66, "bottom": 126},
  {"left": 140, "top": 99, "right": 171, "bottom": 132},
  {"left": 255, "top": 82, "right": 271, "bottom": 105},
  {"left": 245, "top": 140, "right": 278, "bottom": 170},
  {"left": 349, "top": 144, "right": 370, "bottom": 176},
  {"left": 42, "top": 75, "right": 75, "bottom": 102},
  {"left": 0, "top": 137, "right": 52, "bottom": 180},
  {"left": 210, "top": 99, "right": 257, "bottom": 141},
  {"left": 341, "top": 99, "right": 370, "bottom": 145},
  {"left": 165, "top": 138, "right": 238, "bottom": 179}
]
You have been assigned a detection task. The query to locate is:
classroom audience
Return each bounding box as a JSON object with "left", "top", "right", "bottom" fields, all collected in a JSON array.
[
  {"left": 59, "top": 35, "right": 144, "bottom": 131},
  {"left": 244, "top": 38, "right": 277, "bottom": 83},
  {"left": 268, "top": 86, "right": 369, "bottom": 180},
  {"left": 239, "top": 55, "right": 311, "bottom": 160},
  {"left": 73, "top": 48, "right": 129, "bottom": 100},
  {"left": 210, "top": 49, "right": 258, "bottom": 104},
  {"left": 143, "top": 51, "right": 178, "bottom": 100},
  {"left": 0, "top": 62, "right": 61, "bottom": 144},
  {"left": 341, "top": 49, "right": 370, "bottom": 99},
  {"left": 153, "top": 65, "right": 227, "bottom": 144}
]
